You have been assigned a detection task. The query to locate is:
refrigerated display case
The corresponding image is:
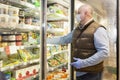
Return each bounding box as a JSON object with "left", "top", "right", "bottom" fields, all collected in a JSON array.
[
  {"left": 0, "top": 0, "right": 41, "bottom": 80},
  {"left": 46, "top": 0, "right": 71, "bottom": 80},
  {"left": 0, "top": 0, "right": 74, "bottom": 80},
  {"left": 40, "top": 0, "right": 73, "bottom": 80}
]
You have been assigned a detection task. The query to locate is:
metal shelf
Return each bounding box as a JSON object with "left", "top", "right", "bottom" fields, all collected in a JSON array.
[
  {"left": 52, "top": 50, "right": 68, "bottom": 55},
  {"left": 47, "top": 0, "right": 69, "bottom": 8},
  {"left": 0, "top": 59, "right": 40, "bottom": 71},
  {"left": 17, "top": 24, "right": 40, "bottom": 32},
  {"left": 0, "top": 45, "right": 40, "bottom": 52},
  {"left": 47, "top": 28, "right": 64, "bottom": 33},
  {"left": 47, "top": 50, "right": 68, "bottom": 59},
  {"left": 47, "top": 18, "right": 68, "bottom": 22},
  {"left": 48, "top": 62, "right": 67, "bottom": 72},
  {"left": 0, "top": 24, "right": 40, "bottom": 32},
  {"left": 5, "top": 0, "right": 40, "bottom": 11}
]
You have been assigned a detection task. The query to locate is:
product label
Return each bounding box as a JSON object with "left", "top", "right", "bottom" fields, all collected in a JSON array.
[
  {"left": 4, "top": 46, "right": 10, "bottom": 55},
  {"left": 9, "top": 46, "right": 17, "bottom": 54}
]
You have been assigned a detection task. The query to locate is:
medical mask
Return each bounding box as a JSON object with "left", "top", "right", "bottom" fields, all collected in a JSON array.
[{"left": 76, "top": 14, "right": 81, "bottom": 22}]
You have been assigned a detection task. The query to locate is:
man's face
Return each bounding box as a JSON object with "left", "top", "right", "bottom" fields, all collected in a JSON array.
[{"left": 77, "top": 8, "right": 86, "bottom": 24}]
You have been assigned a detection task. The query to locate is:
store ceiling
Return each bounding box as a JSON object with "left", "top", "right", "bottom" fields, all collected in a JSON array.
[
  {"left": 76, "top": 0, "right": 116, "bottom": 18},
  {"left": 80, "top": 0, "right": 105, "bottom": 16}
]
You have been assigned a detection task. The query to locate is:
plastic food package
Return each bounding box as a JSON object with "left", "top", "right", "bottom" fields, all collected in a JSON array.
[
  {"left": 48, "top": 58, "right": 60, "bottom": 67},
  {"left": 0, "top": 60, "right": 3, "bottom": 68},
  {"left": 0, "top": 35, "right": 2, "bottom": 41},
  {"left": 8, "top": 6, "right": 19, "bottom": 16},
  {"left": 16, "top": 34, "right": 22, "bottom": 46},
  {"left": 0, "top": 42, "right": 8, "bottom": 47},
  {"left": 0, "top": 3, "right": 8, "bottom": 14},
  {"left": 25, "top": 17, "right": 32, "bottom": 25},
  {"left": 8, "top": 42, "right": 16, "bottom": 46},
  {"left": 0, "top": 14, "right": 9, "bottom": 28},
  {"left": 9, "top": 16, "right": 19, "bottom": 28}
]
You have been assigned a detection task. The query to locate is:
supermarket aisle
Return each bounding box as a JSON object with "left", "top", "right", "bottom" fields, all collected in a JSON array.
[
  {"left": 103, "top": 67, "right": 116, "bottom": 80},
  {"left": 102, "top": 0, "right": 117, "bottom": 79},
  {"left": 0, "top": 0, "right": 117, "bottom": 80},
  {"left": 103, "top": 43, "right": 116, "bottom": 80}
]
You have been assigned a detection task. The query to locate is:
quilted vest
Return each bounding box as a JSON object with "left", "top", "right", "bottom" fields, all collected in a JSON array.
[{"left": 72, "top": 20, "right": 105, "bottom": 72}]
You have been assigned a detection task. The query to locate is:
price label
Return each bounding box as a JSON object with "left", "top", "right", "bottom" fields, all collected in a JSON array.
[
  {"left": 4, "top": 46, "right": 10, "bottom": 55},
  {"left": 5, "top": 46, "right": 17, "bottom": 55},
  {"left": 9, "top": 46, "right": 17, "bottom": 54}
]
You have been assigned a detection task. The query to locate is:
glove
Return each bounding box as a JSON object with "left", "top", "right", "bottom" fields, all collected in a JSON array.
[{"left": 70, "top": 57, "right": 82, "bottom": 69}]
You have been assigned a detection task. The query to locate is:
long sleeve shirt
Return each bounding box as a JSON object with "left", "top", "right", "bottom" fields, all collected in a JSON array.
[{"left": 47, "top": 25, "right": 109, "bottom": 77}]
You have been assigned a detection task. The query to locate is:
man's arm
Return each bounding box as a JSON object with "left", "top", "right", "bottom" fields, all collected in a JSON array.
[{"left": 47, "top": 30, "right": 74, "bottom": 45}]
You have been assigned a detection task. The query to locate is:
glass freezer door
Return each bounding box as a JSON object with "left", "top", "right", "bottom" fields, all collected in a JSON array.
[{"left": 46, "top": 0, "right": 71, "bottom": 80}]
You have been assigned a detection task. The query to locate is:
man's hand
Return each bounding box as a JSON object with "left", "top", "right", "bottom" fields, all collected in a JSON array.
[{"left": 71, "top": 57, "right": 82, "bottom": 69}]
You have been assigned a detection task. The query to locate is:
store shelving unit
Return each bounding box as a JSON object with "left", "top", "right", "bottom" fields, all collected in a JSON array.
[
  {"left": 46, "top": 0, "right": 70, "bottom": 80},
  {"left": 0, "top": 0, "right": 73, "bottom": 80},
  {"left": 0, "top": 0, "right": 41, "bottom": 80}
]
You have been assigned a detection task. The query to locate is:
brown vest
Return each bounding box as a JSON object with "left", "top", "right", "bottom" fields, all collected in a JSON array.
[{"left": 72, "top": 20, "right": 105, "bottom": 72}]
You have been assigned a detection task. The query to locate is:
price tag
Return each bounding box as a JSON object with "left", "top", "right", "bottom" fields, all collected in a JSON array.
[
  {"left": 4, "top": 46, "right": 10, "bottom": 55},
  {"left": 10, "top": 66, "right": 14, "bottom": 69},
  {"left": 0, "top": 47, "right": 4, "bottom": 52},
  {"left": 9, "top": 46, "right": 17, "bottom": 54}
]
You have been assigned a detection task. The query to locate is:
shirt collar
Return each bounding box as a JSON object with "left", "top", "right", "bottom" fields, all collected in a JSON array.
[{"left": 79, "top": 18, "right": 94, "bottom": 29}]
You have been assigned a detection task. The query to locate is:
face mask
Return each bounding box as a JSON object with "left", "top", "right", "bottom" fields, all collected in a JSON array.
[{"left": 76, "top": 14, "right": 81, "bottom": 23}]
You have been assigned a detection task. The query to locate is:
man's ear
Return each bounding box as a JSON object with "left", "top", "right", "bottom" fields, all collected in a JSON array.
[
  {"left": 85, "top": 11, "right": 91, "bottom": 17},
  {"left": 85, "top": 11, "right": 88, "bottom": 15}
]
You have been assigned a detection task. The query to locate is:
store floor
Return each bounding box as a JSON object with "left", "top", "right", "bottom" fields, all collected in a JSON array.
[
  {"left": 103, "top": 45, "right": 117, "bottom": 80},
  {"left": 103, "top": 66, "right": 116, "bottom": 80},
  {"left": 98, "top": 43, "right": 116, "bottom": 80}
]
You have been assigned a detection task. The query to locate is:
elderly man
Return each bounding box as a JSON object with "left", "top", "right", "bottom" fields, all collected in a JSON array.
[{"left": 47, "top": 4, "right": 109, "bottom": 80}]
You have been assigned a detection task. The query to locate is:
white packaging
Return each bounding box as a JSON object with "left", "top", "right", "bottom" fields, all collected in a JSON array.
[
  {"left": 31, "top": 64, "right": 39, "bottom": 74},
  {"left": 0, "top": 3, "right": 8, "bottom": 14},
  {"left": 9, "top": 16, "right": 19, "bottom": 28},
  {"left": 0, "top": 14, "right": 9, "bottom": 22},
  {"left": 0, "top": 60, "right": 3, "bottom": 68},
  {"left": 8, "top": 6, "right": 19, "bottom": 16},
  {"left": 0, "top": 14, "right": 9, "bottom": 27},
  {"left": 13, "top": 68, "right": 25, "bottom": 79}
]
